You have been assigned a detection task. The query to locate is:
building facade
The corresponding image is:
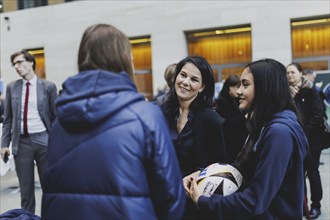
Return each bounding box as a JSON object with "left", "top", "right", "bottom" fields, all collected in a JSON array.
[{"left": 0, "top": 0, "right": 329, "bottom": 98}]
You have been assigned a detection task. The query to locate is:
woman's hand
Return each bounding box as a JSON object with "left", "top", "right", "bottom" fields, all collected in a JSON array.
[
  {"left": 183, "top": 170, "right": 201, "bottom": 196},
  {"left": 289, "top": 85, "right": 299, "bottom": 97}
]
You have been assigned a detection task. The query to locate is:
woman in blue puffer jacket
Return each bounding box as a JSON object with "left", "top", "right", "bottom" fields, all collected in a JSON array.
[{"left": 41, "top": 23, "right": 185, "bottom": 220}]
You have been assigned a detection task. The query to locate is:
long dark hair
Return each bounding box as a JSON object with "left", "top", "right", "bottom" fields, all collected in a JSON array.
[
  {"left": 220, "top": 74, "right": 241, "bottom": 99},
  {"left": 246, "top": 59, "right": 297, "bottom": 140},
  {"left": 77, "top": 24, "right": 133, "bottom": 78},
  {"left": 162, "top": 56, "right": 215, "bottom": 125}
]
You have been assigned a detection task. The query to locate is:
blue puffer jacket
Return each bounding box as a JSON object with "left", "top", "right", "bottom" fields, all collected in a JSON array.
[{"left": 42, "top": 70, "right": 185, "bottom": 220}]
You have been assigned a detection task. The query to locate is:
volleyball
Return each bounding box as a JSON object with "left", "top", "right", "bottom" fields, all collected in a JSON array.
[{"left": 196, "top": 163, "right": 243, "bottom": 197}]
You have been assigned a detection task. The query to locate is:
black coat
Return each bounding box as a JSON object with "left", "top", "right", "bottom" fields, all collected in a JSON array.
[
  {"left": 294, "top": 86, "right": 324, "bottom": 150},
  {"left": 193, "top": 107, "right": 228, "bottom": 169},
  {"left": 162, "top": 105, "right": 228, "bottom": 176},
  {"left": 162, "top": 106, "right": 227, "bottom": 220}
]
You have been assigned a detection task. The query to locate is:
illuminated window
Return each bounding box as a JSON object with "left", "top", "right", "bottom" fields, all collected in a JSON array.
[
  {"left": 186, "top": 25, "right": 252, "bottom": 81},
  {"left": 291, "top": 15, "right": 330, "bottom": 70},
  {"left": 130, "top": 36, "right": 153, "bottom": 100},
  {"left": 26, "top": 48, "right": 46, "bottom": 79}
]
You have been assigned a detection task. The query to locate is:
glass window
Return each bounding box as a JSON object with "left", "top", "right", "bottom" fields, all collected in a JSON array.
[
  {"left": 186, "top": 25, "right": 252, "bottom": 81},
  {"left": 17, "top": 0, "right": 47, "bottom": 10},
  {"left": 130, "top": 36, "right": 153, "bottom": 100},
  {"left": 291, "top": 15, "right": 330, "bottom": 70}
]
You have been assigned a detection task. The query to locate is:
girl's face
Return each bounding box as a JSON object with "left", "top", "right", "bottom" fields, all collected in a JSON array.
[
  {"left": 237, "top": 67, "right": 255, "bottom": 111},
  {"left": 286, "top": 65, "right": 302, "bottom": 86},
  {"left": 175, "top": 62, "right": 205, "bottom": 102}
]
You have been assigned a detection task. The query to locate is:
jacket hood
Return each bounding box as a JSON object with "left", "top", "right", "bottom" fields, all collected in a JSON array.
[
  {"left": 268, "top": 110, "right": 308, "bottom": 157},
  {"left": 56, "top": 70, "right": 144, "bottom": 133}
]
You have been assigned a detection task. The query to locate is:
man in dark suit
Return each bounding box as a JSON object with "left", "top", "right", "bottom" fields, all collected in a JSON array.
[{"left": 0, "top": 50, "right": 57, "bottom": 213}]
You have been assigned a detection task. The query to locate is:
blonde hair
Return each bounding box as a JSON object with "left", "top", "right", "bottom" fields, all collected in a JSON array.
[{"left": 164, "top": 63, "right": 177, "bottom": 88}]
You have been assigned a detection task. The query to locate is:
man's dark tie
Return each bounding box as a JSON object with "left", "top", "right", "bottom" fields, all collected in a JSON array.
[{"left": 23, "top": 82, "right": 30, "bottom": 137}]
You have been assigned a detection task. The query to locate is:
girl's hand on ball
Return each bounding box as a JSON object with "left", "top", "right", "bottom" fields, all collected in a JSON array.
[
  {"left": 190, "top": 178, "right": 201, "bottom": 205},
  {"left": 183, "top": 170, "right": 201, "bottom": 196}
]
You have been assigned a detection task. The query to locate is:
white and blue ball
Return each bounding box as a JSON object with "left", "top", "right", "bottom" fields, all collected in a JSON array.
[{"left": 196, "top": 163, "right": 243, "bottom": 197}]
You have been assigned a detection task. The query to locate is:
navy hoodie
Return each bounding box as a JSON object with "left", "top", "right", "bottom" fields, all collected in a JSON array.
[
  {"left": 41, "top": 70, "right": 185, "bottom": 220},
  {"left": 198, "top": 110, "right": 308, "bottom": 220}
]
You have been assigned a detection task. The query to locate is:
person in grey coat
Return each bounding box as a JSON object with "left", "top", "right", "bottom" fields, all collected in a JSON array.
[{"left": 1, "top": 50, "right": 57, "bottom": 213}]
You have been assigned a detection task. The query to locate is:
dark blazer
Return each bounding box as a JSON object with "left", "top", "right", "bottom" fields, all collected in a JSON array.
[
  {"left": 162, "top": 105, "right": 228, "bottom": 177},
  {"left": 193, "top": 107, "right": 228, "bottom": 169},
  {"left": 216, "top": 95, "right": 248, "bottom": 163},
  {"left": 173, "top": 107, "right": 227, "bottom": 220},
  {"left": 1, "top": 77, "right": 57, "bottom": 155}
]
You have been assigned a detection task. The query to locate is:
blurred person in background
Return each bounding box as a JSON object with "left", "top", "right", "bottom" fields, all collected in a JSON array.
[
  {"left": 161, "top": 55, "right": 227, "bottom": 220},
  {"left": 303, "top": 69, "right": 317, "bottom": 83},
  {"left": 215, "top": 74, "right": 248, "bottom": 163},
  {"left": 303, "top": 69, "right": 327, "bottom": 114},
  {"left": 41, "top": 23, "right": 185, "bottom": 220},
  {"left": 154, "top": 63, "right": 177, "bottom": 105},
  {"left": 287, "top": 62, "right": 324, "bottom": 219}
]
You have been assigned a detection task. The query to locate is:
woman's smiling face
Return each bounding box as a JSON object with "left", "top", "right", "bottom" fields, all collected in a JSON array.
[
  {"left": 175, "top": 62, "right": 205, "bottom": 102},
  {"left": 237, "top": 67, "right": 255, "bottom": 111},
  {"left": 286, "top": 64, "right": 302, "bottom": 86}
]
